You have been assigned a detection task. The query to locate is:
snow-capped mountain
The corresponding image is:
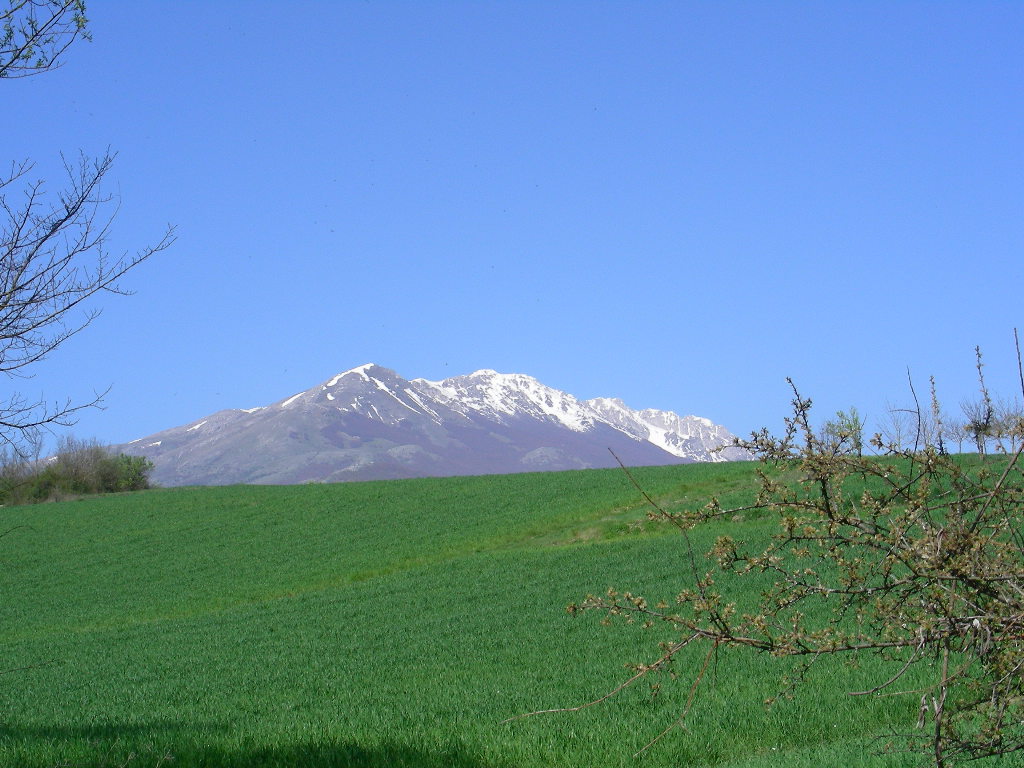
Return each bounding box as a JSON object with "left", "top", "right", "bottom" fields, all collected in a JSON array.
[
  {"left": 413, "top": 369, "right": 600, "bottom": 431},
  {"left": 585, "top": 397, "right": 749, "bottom": 463},
  {"left": 118, "top": 364, "right": 751, "bottom": 486}
]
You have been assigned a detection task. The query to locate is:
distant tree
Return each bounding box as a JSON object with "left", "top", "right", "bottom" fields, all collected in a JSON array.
[
  {"left": 878, "top": 398, "right": 922, "bottom": 452},
  {"left": 958, "top": 347, "right": 996, "bottom": 458},
  {"left": 0, "top": 0, "right": 174, "bottom": 456},
  {"left": 524, "top": 344, "right": 1024, "bottom": 767},
  {"left": 961, "top": 399, "right": 994, "bottom": 457},
  {"left": 941, "top": 416, "right": 970, "bottom": 454},
  {"left": 0, "top": 435, "right": 153, "bottom": 504},
  {"left": 819, "top": 406, "right": 864, "bottom": 456},
  {"left": 991, "top": 397, "right": 1024, "bottom": 453}
]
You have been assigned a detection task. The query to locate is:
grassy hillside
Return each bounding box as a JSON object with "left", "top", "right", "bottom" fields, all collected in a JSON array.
[{"left": 0, "top": 463, "right": 943, "bottom": 767}]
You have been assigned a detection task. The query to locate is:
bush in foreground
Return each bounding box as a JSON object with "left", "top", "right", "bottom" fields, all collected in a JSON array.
[{"left": 559, "top": 362, "right": 1024, "bottom": 767}]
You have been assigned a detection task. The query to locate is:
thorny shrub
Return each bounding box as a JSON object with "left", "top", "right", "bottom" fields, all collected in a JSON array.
[{"left": 556, "top": 357, "right": 1024, "bottom": 767}]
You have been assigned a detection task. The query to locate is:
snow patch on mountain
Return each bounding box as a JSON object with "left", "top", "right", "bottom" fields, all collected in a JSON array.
[
  {"left": 414, "top": 370, "right": 597, "bottom": 432},
  {"left": 280, "top": 392, "right": 304, "bottom": 408},
  {"left": 585, "top": 397, "right": 747, "bottom": 462}
]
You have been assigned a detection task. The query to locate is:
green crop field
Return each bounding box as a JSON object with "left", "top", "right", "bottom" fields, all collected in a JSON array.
[{"left": 0, "top": 462, "right": 974, "bottom": 767}]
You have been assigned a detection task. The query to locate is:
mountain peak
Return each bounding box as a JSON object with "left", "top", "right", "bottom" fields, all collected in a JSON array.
[{"left": 326, "top": 363, "right": 395, "bottom": 386}]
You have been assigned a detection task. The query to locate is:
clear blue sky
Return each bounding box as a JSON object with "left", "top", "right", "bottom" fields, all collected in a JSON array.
[{"left": 7, "top": 1, "right": 1023, "bottom": 450}]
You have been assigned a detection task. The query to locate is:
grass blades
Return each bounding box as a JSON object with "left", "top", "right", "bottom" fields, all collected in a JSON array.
[{"left": 0, "top": 464, "right": 982, "bottom": 766}]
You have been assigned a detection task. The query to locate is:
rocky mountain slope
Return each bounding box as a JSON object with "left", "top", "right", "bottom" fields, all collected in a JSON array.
[{"left": 119, "top": 364, "right": 751, "bottom": 485}]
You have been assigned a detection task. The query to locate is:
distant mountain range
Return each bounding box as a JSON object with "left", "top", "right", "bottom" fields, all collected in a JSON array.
[{"left": 118, "top": 364, "right": 752, "bottom": 486}]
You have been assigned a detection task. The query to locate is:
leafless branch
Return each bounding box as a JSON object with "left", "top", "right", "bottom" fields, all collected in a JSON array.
[{"left": 0, "top": 150, "right": 175, "bottom": 455}]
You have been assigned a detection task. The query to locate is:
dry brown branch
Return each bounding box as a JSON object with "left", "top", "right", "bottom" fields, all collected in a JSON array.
[
  {"left": 633, "top": 641, "right": 718, "bottom": 756},
  {"left": 548, "top": 337, "right": 1024, "bottom": 767},
  {"left": 500, "top": 636, "right": 696, "bottom": 725}
]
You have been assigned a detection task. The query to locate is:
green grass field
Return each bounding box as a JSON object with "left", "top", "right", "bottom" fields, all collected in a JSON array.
[{"left": 0, "top": 462, "right": 985, "bottom": 767}]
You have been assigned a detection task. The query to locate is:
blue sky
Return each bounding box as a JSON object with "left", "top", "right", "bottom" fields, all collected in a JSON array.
[{"left": 6, "top": 1, "right": 1023, "bottom": 449}]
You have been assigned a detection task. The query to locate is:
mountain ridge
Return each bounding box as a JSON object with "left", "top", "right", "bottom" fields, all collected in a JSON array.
[{"left": 119, "top": 364, "right": 751, "bottom": 486}]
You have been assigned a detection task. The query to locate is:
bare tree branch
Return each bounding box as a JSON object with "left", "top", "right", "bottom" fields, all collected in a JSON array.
[
  {"left": 1, "top": 3, "right": 175, "bottom": 456},
  {"left": 0, "top": 150, "right": 175, "bottom": 455}
]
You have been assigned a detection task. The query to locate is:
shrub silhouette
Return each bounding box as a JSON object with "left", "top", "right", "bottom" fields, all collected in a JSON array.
[{"left": 0, "top": 437, "right": 153, "bottom": 504}]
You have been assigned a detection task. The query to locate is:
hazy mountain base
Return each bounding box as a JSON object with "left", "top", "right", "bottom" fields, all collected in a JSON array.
[{"left": 124, "top": 406, "right": 690, "bottom": 486}]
